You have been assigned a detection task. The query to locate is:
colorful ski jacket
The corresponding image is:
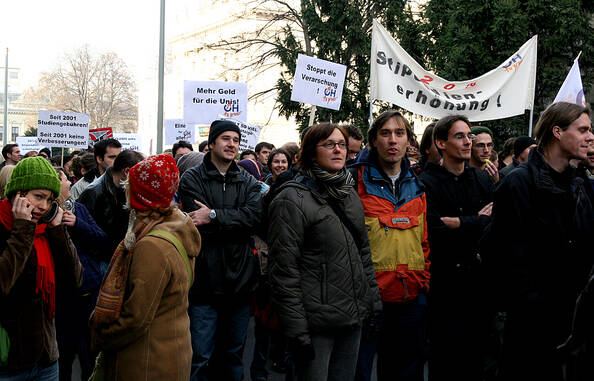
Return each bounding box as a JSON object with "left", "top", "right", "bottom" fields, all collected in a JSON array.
[{"left": 349, "top": 149, "right": 430, "bottom": 303}]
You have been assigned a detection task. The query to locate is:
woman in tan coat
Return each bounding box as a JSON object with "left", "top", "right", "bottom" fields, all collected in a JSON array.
[{"left": 91, "top": 154, "right": 201, "bottom": 380}]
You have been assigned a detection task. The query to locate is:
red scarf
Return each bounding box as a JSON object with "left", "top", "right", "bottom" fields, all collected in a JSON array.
[{"left": 0, "top": 198, "right": 55, "bottom": 319}]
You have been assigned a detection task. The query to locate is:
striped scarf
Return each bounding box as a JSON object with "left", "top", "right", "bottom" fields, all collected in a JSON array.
[{"left": 305, "top": 164, "right": 354, "bottom": 200}]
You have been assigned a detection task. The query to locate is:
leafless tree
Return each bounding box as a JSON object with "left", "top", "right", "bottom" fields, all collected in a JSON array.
[{"left": 34, "top": 45, "right": 137, "bottom": 132}]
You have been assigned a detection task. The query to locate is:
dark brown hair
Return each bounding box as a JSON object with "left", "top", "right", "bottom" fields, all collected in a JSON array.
[
  {"left": 534, "top": 102, "right": 591, "bottom": 148},
  {"left": 297, "top": 123, "right": 348, "bottom": 169},
  {"left": 368, "top": 110, "right": 413, "bottom": 146}
]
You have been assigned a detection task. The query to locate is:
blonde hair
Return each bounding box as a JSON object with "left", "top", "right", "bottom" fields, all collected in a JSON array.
[{"left": 0, "top": 165, "right": 16, "bottom": 199}]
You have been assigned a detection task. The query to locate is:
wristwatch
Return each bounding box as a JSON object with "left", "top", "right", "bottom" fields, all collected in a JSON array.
[{"left": 209, "top": 209, "right": 217, "bottom": 220}]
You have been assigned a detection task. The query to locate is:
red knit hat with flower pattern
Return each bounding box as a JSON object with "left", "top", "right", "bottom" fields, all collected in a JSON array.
[{"left": 128, "top": 154, "right": 179, "bottom": 211}]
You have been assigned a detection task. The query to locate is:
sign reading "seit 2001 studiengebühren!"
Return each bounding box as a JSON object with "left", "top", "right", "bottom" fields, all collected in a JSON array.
[{"left": 37, "top": 110, "right": 90, "bottom": 149}]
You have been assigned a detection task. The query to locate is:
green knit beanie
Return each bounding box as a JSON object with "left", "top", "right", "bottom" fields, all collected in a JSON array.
[{"left": 5, "top": 157, "right": 61, "bottom": 199}]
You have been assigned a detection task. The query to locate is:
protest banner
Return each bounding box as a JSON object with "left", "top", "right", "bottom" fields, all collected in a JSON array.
[
  {"left": 370, "top": 20, "right": 538, "bottom": 122},
  {"left": 37, "top": 111, "right": 90, "bottom": 149},
  {"left": 198, "top": 127, "right": 210, "bottom": 138},
  {"left": 554, "top": 54, "right": 587, "bottom": 105},
  {"left": 291, "top": 54, "right": 347, "bottom": 111},
  {"left": 165, "top": 119, "right": 195, "bottom": 145},
  {"left": 15, "top": 137, "right": 45, "bottom": 154},
  {"left": 88, "top": 127, "right": 113, "bottom": 147},
  {"left": 113, "top": 133, "right": 142, "bottom": 152},
  {"left": 218, "top": 116, "right": 262, "bottom": 152},
  {"left": 184, "top": 81, "right": 248, "bottom": 124}
]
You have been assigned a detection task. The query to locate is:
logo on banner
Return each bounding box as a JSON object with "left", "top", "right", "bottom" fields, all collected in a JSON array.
[
  {"left": 323, "top": 86, "right": 337, "bottom": 103},
  {"left": 89, "top": 128, "right": 114, "bottom": 147},
  {"left": 223, "top": 101, "right": 241, "bottom": 118},
  {"left": 502, "top": 53, "right": 523, "bottom": 72}
]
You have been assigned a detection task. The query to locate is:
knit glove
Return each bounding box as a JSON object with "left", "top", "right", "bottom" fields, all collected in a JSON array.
[
  {"left": 289, "top": 334, "right": 315, "bottom": 365},
  {"left": 362, "top": 310, "right": 383, "bottom": 342}
]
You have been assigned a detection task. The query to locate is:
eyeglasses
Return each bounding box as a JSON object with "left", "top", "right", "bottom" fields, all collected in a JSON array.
[
  {"left": 474, "top": 142, "right": 494, "bottom": 149},
  {"left": 318, "top": 141, "right": 347, "bottom": 150},
  {"left": 451, "top": 133, "right": 476, "bottom": 141}
]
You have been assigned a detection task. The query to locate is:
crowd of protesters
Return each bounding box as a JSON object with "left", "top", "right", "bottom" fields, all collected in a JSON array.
[{"left": 0, "top": 101, "right": 593, "bottom": 381}]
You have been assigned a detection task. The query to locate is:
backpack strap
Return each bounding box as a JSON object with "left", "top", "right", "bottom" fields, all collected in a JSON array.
[{"left": 147, "top": 230, "right": 193, "bottom": 287}]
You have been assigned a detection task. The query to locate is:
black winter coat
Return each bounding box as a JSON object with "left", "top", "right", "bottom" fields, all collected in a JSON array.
[
  {"left": 267, "top": 173, "right": 382, "bottom": 339},
  {"left": 77, "top": 168, "right": 129, "bottom": 262},
  {"left": 178, "top": 153, "right": 263, "bottom": 303},
  {"left": 420, "top": 162, "right": 494, "bottom": 291},
  {"left": 481, "top": 149, "right": 594, "bottom": 311}
]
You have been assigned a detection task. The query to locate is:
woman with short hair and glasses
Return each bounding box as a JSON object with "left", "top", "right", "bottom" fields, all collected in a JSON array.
[{"left": 267, "top": 123, "right": 381, "bottom": 381}]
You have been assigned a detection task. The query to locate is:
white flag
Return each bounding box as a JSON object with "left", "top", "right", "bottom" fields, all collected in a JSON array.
[{"left": 553, "top": 56, "right": 587, "bottom": 105}]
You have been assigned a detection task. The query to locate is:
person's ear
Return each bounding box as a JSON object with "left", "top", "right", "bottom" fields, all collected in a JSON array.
[
  {"left": 552, "top": 126, "right": 563, "bottom": 140},
  {"left": 435, "top": 138, "right": 447, "bottom": 151}
]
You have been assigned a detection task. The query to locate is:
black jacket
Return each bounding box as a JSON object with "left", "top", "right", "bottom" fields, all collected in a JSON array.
[
  {"left": 178, "top": 153, "right": 263, "bottom": 303},
  {"left": 77, "top": 168, "right": 129, "bottom": 262},
  {"left": 267, "top": 172, "right": 381, "bottom": 339},
  {"left": 499, "top": 157, "right": 520, "bottom": 179},
  {"left": 420, "top": 162, "right": 494, "bottom": 290},
  {"left": 481, "top": 149, "right": 594, "bottom": 312}
]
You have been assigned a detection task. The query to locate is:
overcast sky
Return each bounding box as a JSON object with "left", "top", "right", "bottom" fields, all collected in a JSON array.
[{"left": 0, "top": 0, "right": 161, "bottom": 88}]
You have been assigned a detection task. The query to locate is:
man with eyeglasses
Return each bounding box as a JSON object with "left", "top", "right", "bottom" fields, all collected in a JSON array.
[
  {"left": 469, "top": 126, "right": 499, "bottom": 183},
  {"left": 420, "top": 115, "right": 495, "bottom": 380},
  {"left": 349, "top": 110, "right": 430, "bottom": 381}
]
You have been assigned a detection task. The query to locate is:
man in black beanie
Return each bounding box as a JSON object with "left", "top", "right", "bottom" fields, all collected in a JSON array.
[
  {"left": 178, "top": 119, "right": 262, "bottom": 381},
  {"left": 499, "top": 136, "right": 537, "bottom": 179}
]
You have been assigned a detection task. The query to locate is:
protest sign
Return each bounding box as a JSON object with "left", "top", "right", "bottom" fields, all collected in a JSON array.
[
  {"left": 370, "top": 20, "right": 538, "bottom": 121},
  {"left": 218, "top": 116, "right": 262, "bottom": 152},
  {"left": 198, "top": 127, "right": 210, "bottom": 138},
  {"left": 37, "top": 111, "right": 90, "bottom": 149},
  {"left": 88, "top": 127, "right": 113, "bottom": 147},
  {"left": 165, "top": 119, "right": 195, "bottom": 145},
  {"left": 184, "top": 81, "right": 248, "bottom": 124},
  {"left": 15, "top": 137, "right": 45, "bottom": 154},
  {"left": 113, "top": 133, "right": 142, "bottom": 152},
  {"left": 291, "top": 54, "right": 347, "bottom": 111}
]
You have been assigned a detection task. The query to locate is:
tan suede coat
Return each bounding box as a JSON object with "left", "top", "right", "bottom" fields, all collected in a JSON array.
[{"left": 93, "top": 209, "right": 201, "bottom": 381}]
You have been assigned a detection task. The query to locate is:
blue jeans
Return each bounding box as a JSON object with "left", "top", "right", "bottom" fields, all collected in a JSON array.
[
  {"left": 189, "top": 301, "right": 250, "bottom": 381},
  {"left": 0, "top": 361, "right": 58, "bottom": 381},
  {"left": 356, "top": 294, "right": 428, "bottom": 381}
]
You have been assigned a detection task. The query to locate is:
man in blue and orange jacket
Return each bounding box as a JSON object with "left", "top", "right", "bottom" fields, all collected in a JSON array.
[{"left": 349, "top": 110, "right": 430, "bottom": 381}]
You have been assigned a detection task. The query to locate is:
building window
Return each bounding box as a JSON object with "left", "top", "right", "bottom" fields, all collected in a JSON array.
[
  {"left": 11, "top": 126, "right": 18, "bottom": 141},
  {"left": 9, "top": 71, "right": 18, "bottom": 80}
]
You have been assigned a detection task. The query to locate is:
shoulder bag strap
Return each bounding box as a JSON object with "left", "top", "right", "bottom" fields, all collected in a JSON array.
[{"left": 147, "top": 230, "right": 193, "bottom": 287}]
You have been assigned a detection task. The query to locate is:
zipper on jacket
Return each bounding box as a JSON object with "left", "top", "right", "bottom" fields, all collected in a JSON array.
[
  {"left": 337, "top": 220, "right": 362, "bottom": 321},
  {"left": 223, "top": 181, "right": 226, "bottom": 192},
  {"left": 384, "top": 226, "right": 389, "bottom": 235}
]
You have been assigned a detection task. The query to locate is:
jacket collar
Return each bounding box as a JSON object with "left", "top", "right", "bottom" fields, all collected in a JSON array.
[
  {"left": 350, "top": 147, "right": 413, "bottom": 184},
  {"left": 202, "top": 152, "right": 242, "bottom": 181},
  {"left": 527, "top": 148, "right": 580, "bottom": 194},
  {"left": 424, "top": 160, "right": 474, "bottom": 181}
]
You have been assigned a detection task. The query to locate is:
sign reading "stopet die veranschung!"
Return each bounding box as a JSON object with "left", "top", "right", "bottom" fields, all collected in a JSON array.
[
  {"left": 37, "top": 111, "right": 90, "bottom": 149},
  {"left": 291, "top": 54, "right": 347, "bottom": 111}
]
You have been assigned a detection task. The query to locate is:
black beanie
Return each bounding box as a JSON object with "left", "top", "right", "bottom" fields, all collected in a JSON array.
[
  {"left": 513, "top": 136, "right": 537, "bottom": 158},
  {"left": 208, "top": 120, "right": 241, "bottom": 145}
]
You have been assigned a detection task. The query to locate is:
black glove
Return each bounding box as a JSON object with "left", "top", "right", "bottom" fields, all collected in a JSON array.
[
  {"left": 289, "top": 334, "right": 315, "bottom": 365},
  {"left": 362, "top": 310, "right": 383, "bottom": 342}
]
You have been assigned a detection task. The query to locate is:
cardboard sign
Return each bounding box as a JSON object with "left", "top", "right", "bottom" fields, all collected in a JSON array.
[
  {"left": 89, "top": 128, "right": 114, "bottom": 147},
  {"left": 165, "top": 119, "right": 195, "bottom": 145},
  {"left": 37, "top": 111, "right": 90, "bottom": 149},
  {"left": 291, "top": 54, "right": 347, "bottom": 111},
  {"left": 113, "top": 133, "right": 142, "bottom": 152},
  {"left": 370, "top": 20, "right": 538, "bottom": 121},
  {"left": 184, "top": 81, "right": 248, "bottom": 124},
  {"left": 218, "top": 116, "right": 262, "bottom": 152},
  {"left": 15, "top": 136, "right": 45, "bottom": 154}
]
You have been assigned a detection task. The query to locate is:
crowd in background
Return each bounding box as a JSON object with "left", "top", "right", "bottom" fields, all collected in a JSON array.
[{"left": 0, "top": 101, "right": 593, "bottom": 381}]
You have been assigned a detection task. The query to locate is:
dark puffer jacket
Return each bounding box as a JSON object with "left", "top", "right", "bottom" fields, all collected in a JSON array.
[
  {"left": 178, "top": 152, "right": 263, "bottom": 304},
  {"left": 267, "top": 172, "right": 381, "bottom": 339}
]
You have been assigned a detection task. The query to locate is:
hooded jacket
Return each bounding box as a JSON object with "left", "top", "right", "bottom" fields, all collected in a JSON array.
[
  {"left": 178, "top": 152, "right": 263, "bottom": 303},
  {"left": 267, "top": 172, "right": 382, "bottom": 339},
  {"left": 348, "top": 149, "right": 430, "bottom": 303},
  {"left": 92, "top": 208, "right": 201, "bottom": 381}
]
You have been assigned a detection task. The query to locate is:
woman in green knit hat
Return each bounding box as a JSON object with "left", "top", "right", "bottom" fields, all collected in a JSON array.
[{"left": 0, "top": 156, "right": 83, "bottom": 381}]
